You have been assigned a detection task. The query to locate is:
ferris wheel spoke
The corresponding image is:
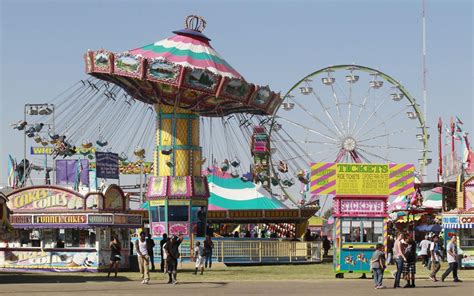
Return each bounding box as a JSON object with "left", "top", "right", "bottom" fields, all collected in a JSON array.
[
  {"left": 358, "top": 144, "right": 422, "bottom": 151},
  {"left": 357, "top": 147, "right": 394, "bottom": 163},
  {"left": 350, "top": 86, "right": 372, "bottom": 135},
  {"left": 288, "top": 96, "right": 342, "bottom": 138},
  {"left": 280, "top": 149, "right": 335, "bottom": 162},
  {"left": 276, "top": 116, "right": 338, "bottom": 142},
  {"left": 309, "top": 89, "right": 345, "bottom": 137},
  {"left": 358, "top": 127, "right": 417, "bottom": 143},
  {"left": 327, "top": 79, "right": 347, "bottom": 135},
  {"left": 357, "top": 105, "right": 412, "bottom": 139},
  {"left": 352, "top": 89, "right": 392, "bottom": 138},
  {"left": 279, "top": 139, "right": 339, "bottom": 146}
]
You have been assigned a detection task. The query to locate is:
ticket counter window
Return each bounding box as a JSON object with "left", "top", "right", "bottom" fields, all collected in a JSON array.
[
  {"left": 168, "top": 206, "right": 189, "bottom": 222},
  {"left": 151, "top": 206, "right": 166, "bottom": 222},
  {"left": 460, "top": 229, "right": 474, "bottom": 247},
  {"left": 65, "top": 229, "right": 96, "bottom": 248},
  {"left": 342, "top": 220, "right": 383, "bottom": 243}
]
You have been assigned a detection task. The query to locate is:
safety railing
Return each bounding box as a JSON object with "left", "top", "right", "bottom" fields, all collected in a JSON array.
[{"left": 134, "top": 239, "right": 323, "bottom": 264}]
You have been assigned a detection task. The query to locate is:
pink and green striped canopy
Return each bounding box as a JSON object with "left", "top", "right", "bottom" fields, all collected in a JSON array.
[{"left": 130, "top": 34, "right": 242, "bottom": 79}]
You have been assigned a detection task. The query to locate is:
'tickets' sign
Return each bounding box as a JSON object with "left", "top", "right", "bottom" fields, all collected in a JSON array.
[
  {"left": 310, "top": 163, "right": 414, "bottom": 196},
  {"left": 339, "top": 200, "right": 386, "bottom": 217}
]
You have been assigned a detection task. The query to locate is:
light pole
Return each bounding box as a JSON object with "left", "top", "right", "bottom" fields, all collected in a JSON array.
[{"left": 23, "top": 103, "right": 55, "bottom": 187}]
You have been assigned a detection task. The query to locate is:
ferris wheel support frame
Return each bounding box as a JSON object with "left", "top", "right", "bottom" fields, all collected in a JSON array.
[{"left": 269, "top": 64, "right": 429, "bottom": 205}]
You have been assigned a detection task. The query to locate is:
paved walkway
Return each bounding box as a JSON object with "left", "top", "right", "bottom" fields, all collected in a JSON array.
[{"left": 1, "top": 279, "right": 472, "bottom": 296}]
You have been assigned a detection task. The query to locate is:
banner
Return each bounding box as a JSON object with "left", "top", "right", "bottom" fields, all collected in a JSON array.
[
  {"left": 95, "top": 152, "right": 119, "bottom": 179},
  {"left": 56, "top": 159, "right": 89, "bottom": 186},
  {"left": 310, "top": 163, "right": 414, "bottom": 196},
  {"left": 30, "top": 147, "right": 54, "bottom": 155}
]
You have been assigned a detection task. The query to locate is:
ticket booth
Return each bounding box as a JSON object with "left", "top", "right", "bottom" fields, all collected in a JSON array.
[{"left": 333, "top": 196, "right": 387, "bottom": 276}]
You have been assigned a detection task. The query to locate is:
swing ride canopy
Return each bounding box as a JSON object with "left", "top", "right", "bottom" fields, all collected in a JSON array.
[{"left": 85, "top": 15, "right": 282, "bottom": 117}]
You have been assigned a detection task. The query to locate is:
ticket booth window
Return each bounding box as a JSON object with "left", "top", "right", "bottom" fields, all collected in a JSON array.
[
  {"left": 150, "top": 206, "right": 166, "bottom": 222},
  {"left": 460, "top": 229, "right": 474, "bottom": 247},
  {"left": 168, "top": 206, "right": 189, "bottom": 222}
]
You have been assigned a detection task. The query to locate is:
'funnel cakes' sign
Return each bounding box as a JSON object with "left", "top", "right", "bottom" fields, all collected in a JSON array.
[{"left": 7, "top": 186, "right": 84, "bottom": 211}]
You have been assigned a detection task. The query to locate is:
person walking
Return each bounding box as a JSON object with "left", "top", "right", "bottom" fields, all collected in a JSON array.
[
  {"left": 164, "top": 234, "right": 183, "bottom": 285},
  {"left": 107, "top": 236, "right": 121, "bottom": 278},
  {"left": 134, "top": 231, "right": 150, "bottom": 284},
  {"left": 386, "top": 235, "right": 394, "bottom": 265},
  {"left": 402, "top": 238, "right": 417, "bottom": 288},
  {"left": 193, "top": 241, "right": 205, "bottom": 275},
  {"left": 160, "top": 233, "right": 168, "bottom": 272},
  {"left": 442, "top": 235, "right": 463, "bottom": 282},
  {"left": 146, "top": 233, "right": 155, "bottom": 272},
  {"left": 393, "top": 232, "right": 407, "bottom": 288},
  {"left": 204, "top": 235, "right": 214, "bottom": 268},
  {"left": 370, "top": 243, "right": 386, "bottom": 289},
  {"left": 429, "top": 234, "right": 442, "bottom": 282},
  {"left": 419, "top": 234, "right": 431, "bottom": 268},
  {"left": 322, "top": 236, "right": 331, "bottom": 258}
]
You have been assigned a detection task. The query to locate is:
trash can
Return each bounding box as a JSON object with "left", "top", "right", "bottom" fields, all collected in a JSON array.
[{"left": 129, "top": 255, "right": 139, "bottom": 272}]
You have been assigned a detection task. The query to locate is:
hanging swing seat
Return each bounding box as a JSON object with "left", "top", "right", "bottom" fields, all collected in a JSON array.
[
  {"left": 231, "top": 158, "right": 240, "bottom": 167},
  {"left": 161, "top": 148, "right": 173, "bottom": 155},
  {"left": 81, "top": 142, "right": 93, "bottom": 149},
  {"left": 231, "top": 171, "right": 240, "bottom": 178},
  {"left": 118, "top": 153, "right": 128, "bottom": 162},
  {"left": 96, "top": 140, "right": 108, "bottom": 147},
  {"left": 278, "top": 161, "right": 288, "bottom": 173},
  {"left": 271, "top": 177, "right": 280, "bottom": 186},
  {"left": 134, "top": 148, "right": 145, "bottom": 158}
]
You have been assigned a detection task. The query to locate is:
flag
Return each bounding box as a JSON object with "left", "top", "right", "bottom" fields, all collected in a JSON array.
[
  {"left": 445, "top": 124, "right": 451, "bottom": 136},
  {"left": 7, "top": 155, "right": 16, "bottom": 188}
]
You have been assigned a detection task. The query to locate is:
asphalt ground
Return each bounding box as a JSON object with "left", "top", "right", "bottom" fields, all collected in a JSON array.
[{"left": 0, "top": 275, "right": 473, "bottom": 296}]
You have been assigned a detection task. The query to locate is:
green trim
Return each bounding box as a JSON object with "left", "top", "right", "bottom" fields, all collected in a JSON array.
[
  {"left": 141, "top": 44, "right": 235, "bottom": 69},
  {"left": 156, "top": 145, "right": 201, "bottom": 151},
  {"left": 157, "top": 113, "right": 198, "bottom": 119}
]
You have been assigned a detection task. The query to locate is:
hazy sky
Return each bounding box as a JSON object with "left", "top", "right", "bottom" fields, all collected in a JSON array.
[{"left": 0, "top": 0, "right": 472, "bottom": 185}]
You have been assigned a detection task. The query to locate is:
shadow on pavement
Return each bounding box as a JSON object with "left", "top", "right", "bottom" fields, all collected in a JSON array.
[{"left": 0, "top": 272, "right": 130, "bottom": 284}]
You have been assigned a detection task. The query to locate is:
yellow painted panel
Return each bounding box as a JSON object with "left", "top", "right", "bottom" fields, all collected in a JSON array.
[
  {"left": 192, "top": 150, "right": 201, "bottom": 176},
  {"left": 175, "top": 150, "right": 189, "bottom": 176},
  {"left": 176, "top": 119, "right": 188, "bottom": 146},
  {"left": 161, "top": 119, "right": 172, "bottom": 146},
  {"left": 159, "top": 154, "right": 171, "bottom": 176},
  {"left": 192, "top": 119, "right": 199, "bottom": 146}
]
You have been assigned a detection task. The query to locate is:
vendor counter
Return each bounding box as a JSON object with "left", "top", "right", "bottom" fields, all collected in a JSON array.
[{"left": 0, "top": 227, "right": 132, "bottom": 272}]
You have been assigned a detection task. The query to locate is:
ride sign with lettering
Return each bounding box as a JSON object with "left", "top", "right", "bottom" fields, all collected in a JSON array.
[
  {"left": 7, "top": 186, "right": 84, "bottom": 211},
  {"left": 310, "top": 163, "right": 414, "bottom": 196}
]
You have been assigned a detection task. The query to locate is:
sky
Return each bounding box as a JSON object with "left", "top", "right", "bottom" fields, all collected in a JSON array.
[{"left": 0, "top": 0, "right": 473, "bottom": 186}]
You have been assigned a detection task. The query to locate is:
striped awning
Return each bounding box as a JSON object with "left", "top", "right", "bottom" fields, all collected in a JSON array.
[{"left": 443, "top": 223, "right": 474, "bottom": 229}]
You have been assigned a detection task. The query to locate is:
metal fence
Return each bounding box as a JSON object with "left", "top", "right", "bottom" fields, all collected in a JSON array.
[
  {"left": 134, "top": 238, "right": 323, "bottom": 265},
  {"left": 189, "top": 240, "right": 322, "bottom": 264}
]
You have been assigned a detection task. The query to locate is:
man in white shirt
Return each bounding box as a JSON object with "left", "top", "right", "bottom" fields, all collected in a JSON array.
[
  {"left": 441, "top": 235, "right": 462, "bottom": 282},
  {"left": 134, "top": 231, "right": 150, "bottom": 284},
  {"left": 419, "top": 235, "right": 431, "bottom": 267},
  {"left": 429, "top": 234, "right": 441, "bottom": 282}
]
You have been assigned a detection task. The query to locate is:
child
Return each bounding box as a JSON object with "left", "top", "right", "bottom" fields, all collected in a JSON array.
[
  {"left": 370, "top": 243, "right": 387, "bottom": 289},
  {"left": 194, "top": 241, "right": 205, "bottom": 275},
  {"left": 403, "top": 238, "right": 417, "bottom": 288}
]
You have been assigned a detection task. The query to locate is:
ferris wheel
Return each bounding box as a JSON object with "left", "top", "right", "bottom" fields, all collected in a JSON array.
[{"left": 268, "top": 65, "right": 430, "bottom": 204}]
